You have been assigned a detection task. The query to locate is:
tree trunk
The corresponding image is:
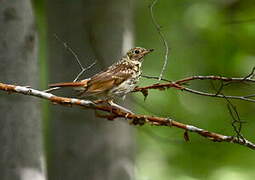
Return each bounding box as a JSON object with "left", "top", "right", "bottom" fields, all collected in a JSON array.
[
  {"left": 0, "top": 1, "right": 46, "bottom": 180},
  {"left": 46, "top": 0, "right": 134, "bottom": 180}
]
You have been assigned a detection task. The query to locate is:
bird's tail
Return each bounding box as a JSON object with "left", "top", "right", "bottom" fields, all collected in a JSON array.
[{"left": 49, "top": 79, "right": 88, "bottom": 88}]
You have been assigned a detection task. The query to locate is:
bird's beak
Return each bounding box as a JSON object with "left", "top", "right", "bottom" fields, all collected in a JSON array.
[{"left": 143, "top": 48, "right": 154, "bottom": 55}]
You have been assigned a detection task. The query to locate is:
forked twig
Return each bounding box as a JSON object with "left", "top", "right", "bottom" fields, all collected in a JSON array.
[
  {"left": 210, "top": 80, "right": 245, "bottom": 139},
  {"left": 53, "top": 34, "right": 97, "bottom": 82},
  {"left": 44, "top": 35, "right": 97, "bottom": 93},
  {"left": 137, "top": 69, "right": 255, "bottom": 103},
  {"left": 73, "top": 60, "right": 97, "bottom": 82}
]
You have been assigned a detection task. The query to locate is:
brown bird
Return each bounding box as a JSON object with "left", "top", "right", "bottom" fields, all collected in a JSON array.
[{"left": 49, "top": 47, "right": 153, "bottom": 101}]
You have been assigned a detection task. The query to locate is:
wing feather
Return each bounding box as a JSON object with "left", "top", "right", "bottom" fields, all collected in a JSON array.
[{"left": 79, "top": 62, "right": 133, "bottom": 97}]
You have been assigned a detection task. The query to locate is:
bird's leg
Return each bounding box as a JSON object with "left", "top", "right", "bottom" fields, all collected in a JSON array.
[
  {"left": 93, "top": 99, "right": 106, "bottom": 104},
  {"left": 107, "top": 99, "right": 133, "bottom": 114},
  {"left": 44, "top": 87, "right": 61, "bottom": 93}
]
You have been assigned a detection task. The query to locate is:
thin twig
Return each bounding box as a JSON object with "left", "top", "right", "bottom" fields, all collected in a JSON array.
[
  {"left": 141, "top": 74, "right": 172, "bottom": 82},
  {"left": 181, "top": 86, "right": 255, "bottom": 103},
  {"left": 210, "top": 80, "right": 245, "bottom": 139},
  {"left": 44, "top": 87, "right": 60, "bottom": 93},
  {"left": 149, "top": 0, "right": 169, "bottom": 81},
  {"left": 243, "top": 94, "right": 255, "bottom": 98},
  {"left": 134, "top": 82, "right": 255, "bottom": 103},
  {"left": 174, "top": 75, "right": 255, "bottom": 84},
  {"left": 1, "top": 82, "right": 255, "bottom": 150},
  {"left": 73, "top": 60, "right": 97, "bottom": 82},
  {"left": 142, "top": 74, "right": 255, "bottom": 84},
  {"left": 227, "top": 103, "right": 244, "bottom": 139},
  {"left": 243, "top": 66, "right": 255, "bottom": 80},
  {"left": 53, "top": 34, "right": 97, "bottom": 82},
  {"left": 44, "top": 35, "right": 97, "bottom": 93},
  {"left": 136, "top": 73, "right": 255, "bottom": 103},
  {"left": 54, "top": 34, "right": 84, "bottom": 71}
]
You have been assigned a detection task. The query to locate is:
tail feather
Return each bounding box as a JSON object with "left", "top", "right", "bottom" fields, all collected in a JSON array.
[{"left": 49, "top": 80, "right": 88, "bottom": 88}]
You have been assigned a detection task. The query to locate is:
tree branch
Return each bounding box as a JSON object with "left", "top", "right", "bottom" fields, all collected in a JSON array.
[
  {"left": 1, "top": 82, "right": 255, "bottom": 150},
  {"left": 134, "top": 74, "right": 255, "bottom": 103}
]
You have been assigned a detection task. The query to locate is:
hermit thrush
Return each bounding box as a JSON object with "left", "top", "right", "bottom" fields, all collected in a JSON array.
[{"left": 49, "top": 47, "right": 153, "bottom": 100}]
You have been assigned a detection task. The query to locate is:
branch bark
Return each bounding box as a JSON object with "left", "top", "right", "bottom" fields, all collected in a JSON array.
[{"left": 1, "top": 82, "right": 254, "bottom": 150}]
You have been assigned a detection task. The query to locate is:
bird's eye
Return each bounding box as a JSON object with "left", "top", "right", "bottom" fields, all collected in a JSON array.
[{"left": 134, "top": 50, "right": 140, "bottom": 54}]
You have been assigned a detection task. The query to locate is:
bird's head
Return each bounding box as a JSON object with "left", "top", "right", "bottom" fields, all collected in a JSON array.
[{"left": 127, "top": 47, "right": 154, "bottom": 61}]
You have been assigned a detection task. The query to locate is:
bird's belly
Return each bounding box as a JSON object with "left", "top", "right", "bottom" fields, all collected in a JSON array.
[
  {"left": 109, "top": 77, "right": 139, "bottom": 97},
  {"left": 73, "top": 86, "right": 86, "bottom": 91}
]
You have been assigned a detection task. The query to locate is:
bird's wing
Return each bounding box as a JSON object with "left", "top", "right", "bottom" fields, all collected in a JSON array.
[{"left": 82, "top": 63, "right": 133, "bottom": 95}]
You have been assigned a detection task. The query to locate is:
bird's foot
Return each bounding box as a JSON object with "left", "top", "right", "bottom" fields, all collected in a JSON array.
[{"left": 107, "top": 100, "right": 133, "bottom": 114}]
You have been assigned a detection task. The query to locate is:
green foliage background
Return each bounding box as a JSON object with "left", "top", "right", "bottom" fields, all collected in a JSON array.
[
  {"left": 134, "top": 1, "right": 255, "bottom": 180},
  {"left": 33, "top": 0, "right": 255, "bottom": 179}
]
